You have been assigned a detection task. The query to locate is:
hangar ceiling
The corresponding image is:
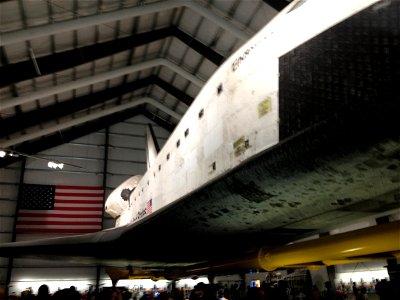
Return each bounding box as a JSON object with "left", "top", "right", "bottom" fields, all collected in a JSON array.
[{"left": 0, "top": 0, "right": 290, "bottom": 167}]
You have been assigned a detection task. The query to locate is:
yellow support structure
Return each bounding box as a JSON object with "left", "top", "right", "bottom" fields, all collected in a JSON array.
[{"left": 258, "top": 221, "right": 400, "bottom": 271}]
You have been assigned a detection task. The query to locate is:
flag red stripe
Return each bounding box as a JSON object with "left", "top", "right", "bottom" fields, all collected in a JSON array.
[
  {"left": 56, "top": 186, "right": 104, "bottom": 190},
  {"left": 16, "top": 228, "right": 100, "bottom": 234},
  {"left": 55, "top": 192, "right": 104, "bottom": 197},
  {"left": 16, "top": 221, "right": 102, "bottom": 226},
  {"left": 17, "top": 220, "right": 101, "bottom": 226},
  {"left": 53, "top": 207, "right": 102, "bottom": 211},
  {"left": 55, "top": 200, "right": 104, "bottom": 204},
  {"left": 18, "top": 213, "right": 101, "bottom": 218}
]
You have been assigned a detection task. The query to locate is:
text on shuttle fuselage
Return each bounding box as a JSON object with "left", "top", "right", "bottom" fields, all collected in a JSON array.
[
  {"left": 231, "top": 43, "right": 257, "bottom": 72},
  {"left": 132, "top": 207, "right": 147, "bottom": 222}
]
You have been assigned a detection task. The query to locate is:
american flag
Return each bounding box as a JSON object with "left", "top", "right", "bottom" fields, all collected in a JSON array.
[
  {"left": 16, "top": 184, "right": 104, "bottom": 234},
  {"left": 146, "top": 199, "right": 152, "bottom": 214}
]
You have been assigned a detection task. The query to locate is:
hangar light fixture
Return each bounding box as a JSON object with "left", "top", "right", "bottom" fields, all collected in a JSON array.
[
  {"left": 0, "top": 149, "right": 18, "bottom": 157},
  {"left": 0, "top": 148, "right": 81, "bottom": 169},
  {"left": 48, "top": 161, "right": 64, "bottom": 170}
]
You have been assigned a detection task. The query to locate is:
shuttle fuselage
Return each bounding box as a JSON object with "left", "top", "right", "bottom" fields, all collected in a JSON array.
[{"left": 106, "top": 0, "right": 398, "bottom": 232}]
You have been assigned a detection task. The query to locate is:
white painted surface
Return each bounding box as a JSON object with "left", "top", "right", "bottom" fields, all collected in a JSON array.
[{"left": 111, "top": 0, "right": 381, "bottom": 228}]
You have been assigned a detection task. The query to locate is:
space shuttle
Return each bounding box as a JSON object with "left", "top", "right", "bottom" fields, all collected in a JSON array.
[{"left": 1, "top": 0, "right": 399, "bottom": 278}]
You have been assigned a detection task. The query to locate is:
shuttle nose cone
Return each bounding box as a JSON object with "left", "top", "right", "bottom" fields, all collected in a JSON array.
[{"left": 105, "top": 175, "right": 143, "bottom": 220}]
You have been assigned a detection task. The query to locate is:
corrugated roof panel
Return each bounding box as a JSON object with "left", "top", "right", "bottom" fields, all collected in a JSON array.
[
  {"left": 29, "top": 36, "right": 53, "bottom": 58},
  {"left": 23, "top": 0, "right": 50, "bottom": 28},
  {"left": 185, "top": 84, "right": 202, "bottom": 100},
  {"left": 143, "top": 40, "right": 166, "bottom": 59},
  {"left": 146, "top": 105, "right": 172, "bottom": 122},
  {"left": 180, "top": 51, "right": 203, "bottom": 74},
  {"left": 179, "top": 8, "right": 204, "bottom": 34},
  {"left": 165, "top": 72, "right": 186, "bottom": 91},
  {"left": 158, "top": 67, "right": 184, "bottom": 89},
  {"left": 0, "top": 107, "right": 15, "bottom": 120},
  {"left": 77, "top": 0, "right": 99, "bottom": 16},
  {"left": 92, "top": 81, "right": 108, "bottom": 93},
  {"left": 74, "top": 85, "right": 92, "bottom": 98},
  {"left": 129, "top": 44, "right": 150, "bottom": 62},
  {"left": 74, "top": 62, "right": 96, "bottom": 79},
  {"left": 122, "top": 0, "right": 143, "bottom": 9},
  {"left": 97, "top": 21, "right": 123, "bottom": 43},
  {"left": 150, "top": 85, "right": 168, "bottom": 101},
  {"left": 99, "top": 0, "right": 123, "bottom": 13},
  {"left": 94, "top": 56, "right": 113, "bottom": 74},
  {"left": 56, "top": 69, "right": 74, "bottom": 85},
  {"left": 174, "top": 101, "right": 190, "bottom": 116},
  {"left": 53, "top": 30, "right": 75, "bottom": 52},
  {"left": 3, "top": 42, "right": 28, "bottom": 63},
  {"left": 195, "top": 19, "right": 222, "bottom": 46},
  {"left": 50, "top": 0, "right": 75, "bottom": 22},
  {"left": 131, "top": 66, "right": 155, "bottom": 80},
  {"left": 38, "top": 94, "right": 57, "bottom": 108},
  {"left": 108, "top": 77, "right": 126, "bottom": 89},
  {"left": 34, "top": 73, "right": 54, "bottom": 90},
  {"left": 118, "top": 18, "right": 135, "bottom": 37},
  {"left": 195, "top": 59, "right": 218, "bottom": 80},
  {"left": 0, "top": 87, "right": 13, "bottom": 103},
  {"left": 212, "top": 0, "right": 236, "bottom": 13},
  {"left": 130, "top": 88, "right": 148, "bottom": 98},
  {"left": 112, "top": 50, "right": 132, "bottom": 67},
  {"left": 232, "top": 1, "right": 264, "bottom": 27},
  {"left": 0, "top": 1, "right": 23, "bottom": 32},
  {"left": 152, "top": 12, "right": 177, "bottom": 30},
  {"left": 76, "top": 25, "right": 98, "bottom": 46},
  {"left": 14, "top": 79, "right": 36, "bottom": 97},
  {"left": 167, "top": 38, "right": 190, "bottom": 62},
  {"left": 55, "top": 89, "right": 73, "bottom": 103},
  {"left": 245, "top": 3, "right": 278, "bottom": 32},
  {"left": 214, "top": 30, "right": 242, "bottom": 56}
]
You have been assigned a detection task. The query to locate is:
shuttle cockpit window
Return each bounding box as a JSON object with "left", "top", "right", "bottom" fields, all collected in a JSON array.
[{"left": 121, "top": 188, "right": 134, "bottom": 201}]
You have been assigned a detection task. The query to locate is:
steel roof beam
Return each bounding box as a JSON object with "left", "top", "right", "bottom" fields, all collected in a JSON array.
[
  {"left": 0, "top": 0, "right": 251, "bottom": 46},
  {"left": 172, "top": 27, "right": 225, "bottom": 66},
  {"left": 262, "top": 0, "right": 291, "bottom": 11},
  {"left": 0, "top": 75, "right": 193, "bottom": 138},
  {"left": 0, "top": 106, "right": 175, "bottom": 168},
  {"left": 0, "top": 58, "right": 204, "bottom": 110},
  {"left": 0, "top": 26, "right": 224, "bottom": 87},
  {"left": 0, "top": 97, "right": 182, "bottom": 149}
]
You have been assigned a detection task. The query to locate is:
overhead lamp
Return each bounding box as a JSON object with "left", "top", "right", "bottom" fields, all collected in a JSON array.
[
  {"left": 0, "top": 149, "right": 19, "bottom": 158},
  {"left": 48, "top": 161, "right": 64, "bottom": 170},
  {"left": 0, "top": 148, "right": 81, "bottom": 169}
]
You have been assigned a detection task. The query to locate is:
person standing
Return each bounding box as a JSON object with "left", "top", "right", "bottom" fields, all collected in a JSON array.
[
  {"left": 356, "top": 286, "right": 368, "bottom": 300},
  {"left": 352, "top": 282, "right": 359, "bottom": 298},
  {"left": 322, "top": 281, "right": 335, "bottom": 300},
  {"left": 36, "top": 285, "right": 51, "bottom": 300},
  {"left": 311, "top": 285, "right": 321, "bottom": 300}
]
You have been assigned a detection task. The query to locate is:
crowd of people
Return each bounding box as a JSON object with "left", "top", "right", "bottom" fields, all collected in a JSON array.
[
  {"left": 3, "top": 285, "right": 133, "bottom": 300},
  {"left": 1, "top": 278, "right": 399, "bottom": 300}
]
